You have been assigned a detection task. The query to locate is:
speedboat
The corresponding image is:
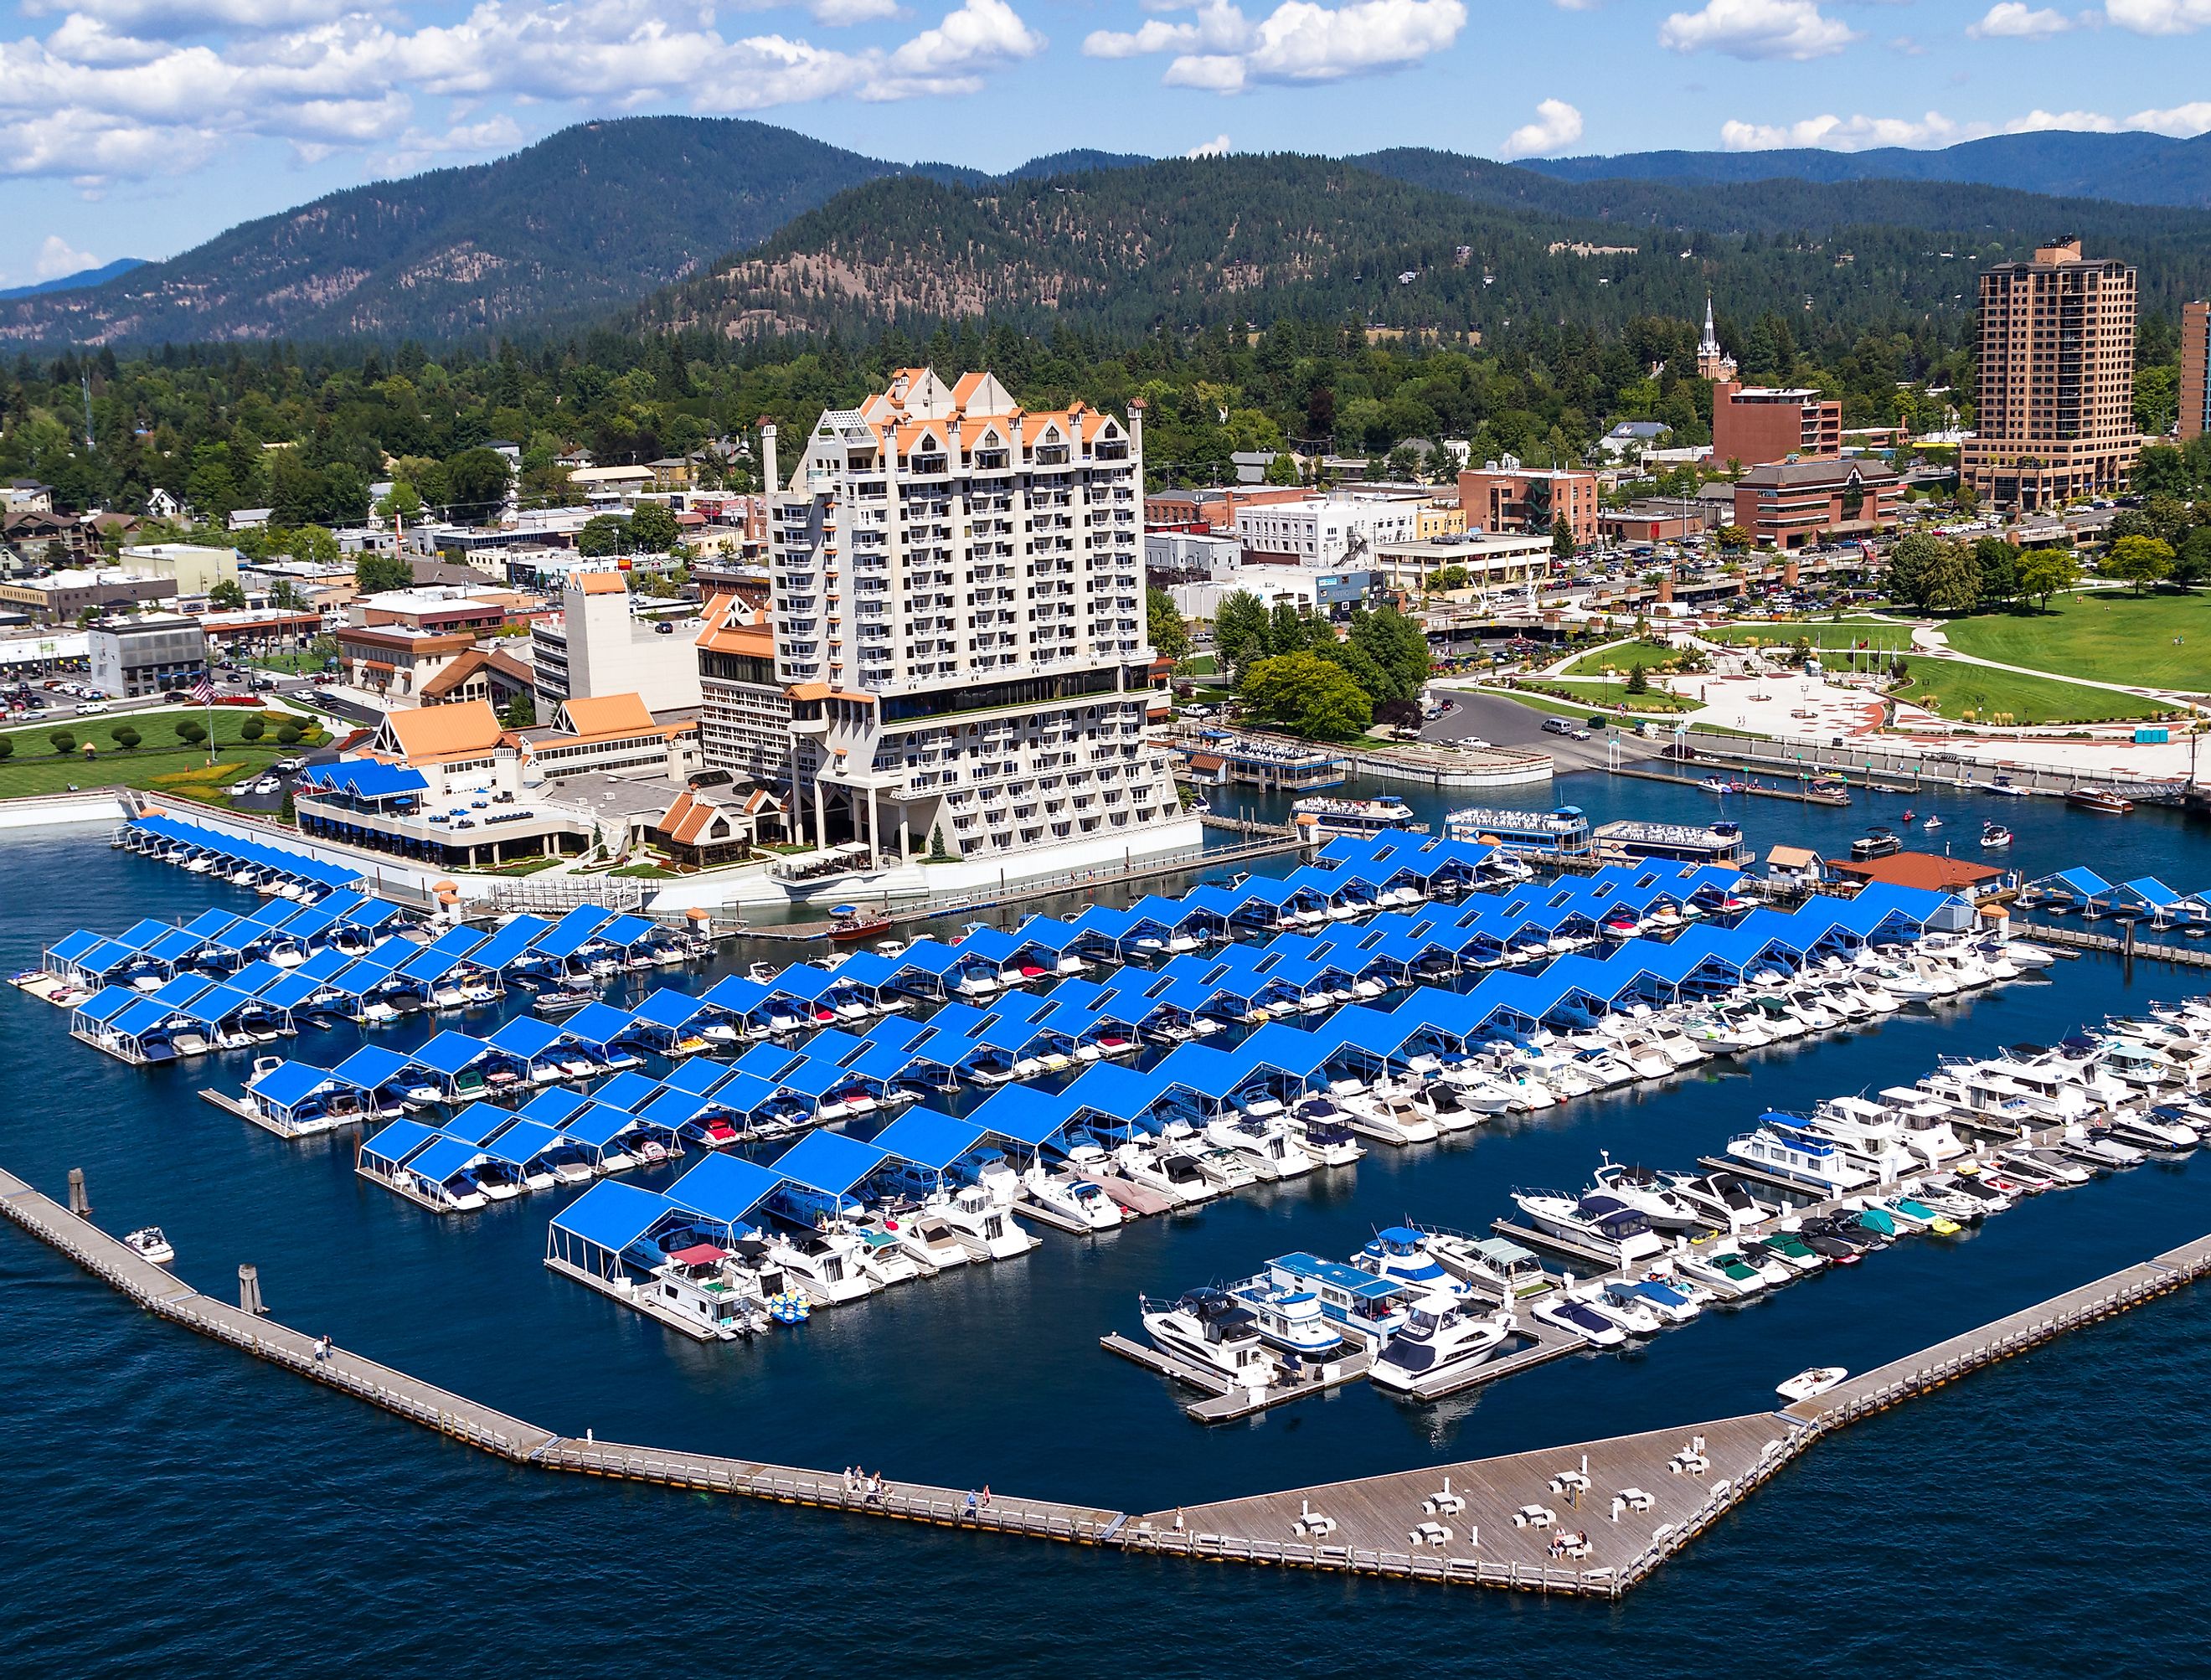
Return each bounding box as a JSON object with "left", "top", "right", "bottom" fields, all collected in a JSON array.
[
  {"left": 1229, "top": 1276, "right": 1348, "bottom": 1358},
  {"left": 1508, "top": 1189, "right": 1672, "bottom": 1266},
  {"left": 1605, "top": 1276, "right": 1702, "bottom": 1325},
  {"left": 1776, "top": 1366, "right": 1849, "bottom": 1402},
  {"left": 1533, "top": 1296, "right": 1627, "bottom": 1349},
  {"left": 1570, "top": 1285, "right": 1662, "bottom": 1337},
  {"left": 1657, "top": 1169, "right": 1773, "bottom": 1234},
  {"left": 1588, "top": 1157, "right": 1708, "bottom": 1231},
  {"left": 1981, "top": 822, "right": 2013, "bottom": 849},
  {"left": 1141, "top": 1288, "right": 1280, "bottom": 1389},
  {"left": 123, "top": 1226, "right": 176, "bottom": 1265},
  {"left": 1674, "top": 1248, "right": 1768, "bottom": 1298},
  {"left": 1369, "top": 1295, "right": 1516, "bottom": 1399}
]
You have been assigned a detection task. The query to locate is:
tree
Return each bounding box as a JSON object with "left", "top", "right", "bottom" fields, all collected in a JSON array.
[
  {"left": 2018, "top": 550, "right": 2081, "bottom": 612},
  {"left": 1214, "top": 589, "right": 1270, "bottom": 683},
  {"left": 2104, "top": 534, "right": 2174, "bottom": 594},
  {"left": 1715, "top": 524, "right": 1750, "bottom": 552},
  {"left": 1885, "top": 533, "right": 1976, "bottom": 612},
  {"left": 1425, "top": 564, "right": 1469, "bottom": 593},
  {"left": 268, "top": 580, "right": 307, "bottom": 611},
  {"left": 1624, "top": 663, "right": 1649, "bottom": 696},
  {"left": 1971, "top": 538, "right": 2020, "bottom": 608},
  {"left": 500, "top": 692, "right": 537, "bottom": 729},
  {"left": 290, "top": 525, "right": 340, "bottom": 567},
  {"left": 1341, "top": 605, "right": 1430, "bottom": 703},
  {"left": 1240, "top": 652, "right": 1373, "bottom": 740},
  {"left": 577, "top": 513, "right": 626, "bottom": 558},
  {"left": 927, "top": 823, "right": 951, "bottom": 862},
  {"left": 49, "top": 729, "right": 75, "bottom": 755},
  {"left": 1263, "top": 451, "right": 1301, "bottom": 487},
  {"left": 355, "top": 552, "right": 413, "bottom": 595},
  {"left": 1146, "top": 587, "right": 1191, "bottom": 662},
  {"left": 0, "top": 735, "right": 12, "bottom": 761},
  {"left": 240, "top": 715, "right": 265, "bottom": 742},
  {"left": 175, "top": 718, "right": 206, "bottom": 745},
  {"left": 2172, "top": 527, "right": 2211, "bottom": 591},
  {"left": 375, "top": 482, "right": 424, "bottom": 523},
  {"left": 626, "top": 501, "right": 679, "bottom": 554},
  {"left": 208, "top": 578, "right": 247, "bottom": 611},
  {"left": 1551, "top": 522, "right": 1575, "bottom": 564},
  {"left": 276, "top": 722, "right": 303, "bottom": 745},
  {"left": 442, "top": 447, "right": 514, "bottom": 518},
  {"left": 109, "top": 724, "right": 140, "bottom": 749}
]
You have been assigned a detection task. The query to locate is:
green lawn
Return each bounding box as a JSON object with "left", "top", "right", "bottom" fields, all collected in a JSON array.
[
  {"left": 0, "top": 709, "right": 327, "bottom": 801},
  {"left": 1180, "top": 653, "right": 1219, "bottom": 677},
  {"left": 1895, "top": 659, "right": 2173, "bottom": 725},
  {"left": 1707, "top": 618, "right": 1915, "bottom": 653},
  {"left": 1564, "top": 642, "right": 1682, "bottom": 678},
  {"left": 1534, "top": 678, "right": 1699, "bottom": 713},
  {"left": 1942, "top": 590, "right": 2211, "bottom": 693}
]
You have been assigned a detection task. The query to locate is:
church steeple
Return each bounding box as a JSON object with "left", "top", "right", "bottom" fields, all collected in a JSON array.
[{"left": 1697, "top": 295, "right": 1737, "bottom": 383}]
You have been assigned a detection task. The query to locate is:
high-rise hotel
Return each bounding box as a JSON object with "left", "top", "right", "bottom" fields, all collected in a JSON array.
[
  {"left": 762, "top": 368, "right": 1192, "bottom": 871},
  {"left": 1963, "top": 236, "right": 2141, "bottom": 509}
]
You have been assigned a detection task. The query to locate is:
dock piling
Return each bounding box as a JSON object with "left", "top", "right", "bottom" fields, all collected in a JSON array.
[
  {"left": 66, "top": 1167, "right": 89, "bottom": 1218},
  {"left": 238, "top": 1263, "right": 266, "bottom": 1317}
]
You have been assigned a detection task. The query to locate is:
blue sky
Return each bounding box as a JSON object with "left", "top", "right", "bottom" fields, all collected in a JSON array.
[{"left": 2, "top": 0, "right": 2208, "bottom": 287}]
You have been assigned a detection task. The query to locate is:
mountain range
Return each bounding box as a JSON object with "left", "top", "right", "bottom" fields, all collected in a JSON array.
[
  {"left": 5, "top": 117, "right": 2210, "bottom": 350},
  {"left": 0, "top": 258, "right": 147, "bottom": 301}
]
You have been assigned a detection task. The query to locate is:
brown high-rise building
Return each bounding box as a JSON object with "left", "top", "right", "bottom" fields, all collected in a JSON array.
[
  {"left": 2182, "top": 300, "right": 2209, "bottom": 443},
  {"left": 1962, "top": 236, "right": 2140, "bottom": 508}
]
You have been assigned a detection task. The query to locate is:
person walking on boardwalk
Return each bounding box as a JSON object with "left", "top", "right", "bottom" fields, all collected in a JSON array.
[{"left": 964, "top": 1489, "right": 979, "bottom": 1523}]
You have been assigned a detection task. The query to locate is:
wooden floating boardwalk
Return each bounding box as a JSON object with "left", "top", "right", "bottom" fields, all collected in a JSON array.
[
  {"left": 2009, "top": 918, "right": 2211, "bottom": 971},
  {"left": 5, "top": 1157, "right": 2208, "bottom": 1597},
  {"left": 1607, "top": 764, "right": 1852, "bottom": 807}
]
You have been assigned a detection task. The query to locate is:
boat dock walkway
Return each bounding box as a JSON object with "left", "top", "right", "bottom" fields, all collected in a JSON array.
[
  {"left": 7, "top": 1152, "right": 2210, "bottom": 1597},
  {"left": 1100, "top": 1332, "right": 1377, "bottom": 1421},
  {"left": 2009, "top": 917, "right": 2211, "bottom": 971},
  {"left": 1607, "top": 764, "right": 1851, "bottom": 807}
]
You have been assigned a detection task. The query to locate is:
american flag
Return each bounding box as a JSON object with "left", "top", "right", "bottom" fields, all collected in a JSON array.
[{"left": 191, "top": 674, "right": 214, "bottom": 705}]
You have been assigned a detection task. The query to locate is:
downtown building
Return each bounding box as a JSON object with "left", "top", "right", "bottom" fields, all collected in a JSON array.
[
  {"left": 764, "top": 368, "right": 1192, "bottom": 873},
  {"left": 1963, "top": 236, "right": 2141, "bottom": 509}
]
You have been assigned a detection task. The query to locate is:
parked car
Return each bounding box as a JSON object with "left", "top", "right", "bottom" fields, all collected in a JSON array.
[{"left": 227, "top": 778, "right": 255, "bottom": 796}]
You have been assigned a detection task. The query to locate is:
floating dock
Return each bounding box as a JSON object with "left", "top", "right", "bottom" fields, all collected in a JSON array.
[
  {"left": 1100, "top": 1332, "right": 1375, "bottom": 1420},
  {"left": 6, "top": 1156, "right": 2209, "bottom": 1597}
]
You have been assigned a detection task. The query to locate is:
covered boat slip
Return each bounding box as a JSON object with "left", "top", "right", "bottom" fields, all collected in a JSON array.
[
  {"left": 2020, "top": 867, "right": 2211, "bottom": 929},
  {"left": 120, "top": 812, "right": 366, "bottom": 897}
]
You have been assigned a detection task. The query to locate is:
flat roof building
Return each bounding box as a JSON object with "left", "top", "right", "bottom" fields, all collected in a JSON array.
[{"left": 88, "top": 612, "right": 208, "bottom": 698}]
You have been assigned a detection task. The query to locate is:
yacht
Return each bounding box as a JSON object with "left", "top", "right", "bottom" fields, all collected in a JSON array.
[
  {"left": 1203, "top": 1111, "right": 1319, "bottom": 1179},
  {"left": 936, "top": 1184, "right": 1039, "bottom": 1260},
  {"left": 1228, "top": 1275, "right": 1348, "bottom": 1358},
  {"left": 1141, "top": 1289, "right": 1281, "bottom": 1389},
  {"left": 767, "top": 1230, "right": 878, "bottom": 1306},
  {"left": 1369, "top": 1295, "right": 1517, "bottom": 1399},
  {"left": 1415, "top": 1229, "right": 1559, "bottom": 1300},
  {"left": 1508, "top": 1189, "right": 1672, "bottom": 1266},
  {"left": 846, "top": 1224, "right": 926, "bottom": 1287},
  {"left": 1021, "top": 1165, "right": 1124, "bottom": 1231},
  {"left": 877, "top": 1209, "right": 972, "bottom": 1273},
  {"left": 1288, "top": 1095, "right": 1367, "bottom": 1167},
  {"left": 1114, "top": 1140, "right": 1220, "bottom": 1204},
  {"left": 1355, "top": 1227, "right": 1476, "bottom": 1301},
  {"left": 1657, "top": 1170, "right": 1774, "bottom": 1234},
  {"left": 1588, "top": 1157, "right": 1708, "bottom": 1232},
  {"left": 1532, "top": 1296, "right": 1628, "bottom": 1349},
  {"left": 1340, "top": 1083, "right": 1440, "bottom": 1145},
  {"left": 1726, "top": 1117, "right": 1879, "bottom": 1193}
]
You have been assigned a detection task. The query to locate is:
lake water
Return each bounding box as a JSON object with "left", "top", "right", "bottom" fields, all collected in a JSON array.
[{"left": 3, "top": 774, "right": 2208, "bottom": 1672}]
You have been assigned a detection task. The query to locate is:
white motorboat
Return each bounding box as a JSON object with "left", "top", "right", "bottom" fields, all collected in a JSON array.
[
  {"left": 1113, "top": 1140, "right": 1220, "bottom": 1203},
  {"left": 1022, "top": 1165, "right": 1124, "bottom": 1231},
  {"left": 1569, "top": 1285, "right": 1662, "bottom": 1337},
  {"left": 768, "top": 1230, "right": 879, "bottom": 1305},
  {"left": 1588, "top": 1157, "right": 1708, "bottom": 1231},
  {"left": 1369, "top": 1295, "right": 1516, "bottom": 1398},
  {"left": 1726, "top": 1117, "right": 1879, "bottom": 1192},
  {"left": 878, "top": 1210, "right": 971, "bottom": 1273},
  {"left": 1605, "top": 1276, "right": 1703, "bottom": 1325},
  {"left": 1229, "top": 1276, "right": 1348, "bottom": 1358},
  {"left": 1776, "top": 1366, "right": 1849, "bottom": 1402},
  {"left": 1288, "top": 1096, "right": 1366, "bottom": 1167},
  {"left": 1508, "top": 1189, "right": 1671, "bottom": 1265},
  {"left": 935, "top": 1185, "right": 1039, "bottom": 1260},
  {"left": 1202, "top": 1112, "right": 1318, "bottom": 1179},
  {"left": 1141, "top": 1289, "right": 1280, "bottom": 1390},
  {"left": 1338, "top": 1083, "right": 1441, "bottom": 1145},
  {"left": 123, "top": 1226, "right": 176, "bottom": 1265},
  {"left": 847, "top": 1224, "right": 926, "bottom": 1286},
  {"left": 1354, "top": 1226, "right": 1476, "bottom": 1300},
  {"left": 1533, "top": 1296, "right": 1628, "bottom": 1349},
  {"left": 1657, "top": 1170, "right": 1773, "bottom": 1234},
  {"left": 1673, "top": 1248, "right": 1769, "bottom": 1298}
]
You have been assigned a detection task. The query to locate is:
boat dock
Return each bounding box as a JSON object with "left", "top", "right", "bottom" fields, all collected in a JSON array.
[
  {"left": 1608, "top": 764, "right": 1851, "bottom": 806},
  {"left": 7, "top": 1151, "right": 2210, "bottom": 1597},
  {"left": 1099, "top": 1332, "right": 1377, "bottom": 1421},
  {"left": 2007, "top": 916, "right": 2211, "bottom": 971}
]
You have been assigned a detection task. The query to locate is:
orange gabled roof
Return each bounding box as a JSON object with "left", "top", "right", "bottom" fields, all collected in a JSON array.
[
  {"left": 385, "top": 699, "right": 505, "bottom": 762},
  {"left": 557, "top": 693, "right": 657, "bottom": 739},
  {"left": 575, "top": 571, "right": 627, "bottom": 595},
  {"left": 696, "top": 593, "right": 774, "bottom": 657},
  {"left": 1021, "top": 412, "right": 1069, "bottom": 445},
  {"left": 786, "top": 681, "right": 832, "bottom": 702}
]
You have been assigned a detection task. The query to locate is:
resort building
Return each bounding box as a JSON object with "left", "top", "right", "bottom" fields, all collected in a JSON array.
[
  {"left": 693, "top": 593, "right": 792, "bottom": 783},
  {"left": 1963, "top": 236, "right": 2141, "bottom": 509},
  {"left": 765, "top": 367, "right": 1189, "bottom": 869},
  {"left": 530, "top": 570, "right": 703, "bottom": 716},
  {"left": 2183, "top": 299, "right": 2208, "bottom": 443}
]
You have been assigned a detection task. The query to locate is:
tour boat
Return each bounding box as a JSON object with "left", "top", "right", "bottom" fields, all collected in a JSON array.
[
  {"left": 2066, "top": 786, "right": 2134, "bottom": 815},
  {"left": 1289, "top": 795, "right": 1428, "bottom": 840},
  {"left": 123, "top": 1226, "right": 176, "bottom": 1265},
  {"left": 1776, "top": 1366, "right": 1849, "bottom": 1403}
]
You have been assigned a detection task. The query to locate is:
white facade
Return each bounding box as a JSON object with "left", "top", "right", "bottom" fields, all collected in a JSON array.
[
  {"left": 767, "top": 367, "right": 1184, "bottom": 865},
  {"left": 1233, "top": 494, "right": 1422, "bottom": 570},
  {"left": 533, "top": 573, "right": 703, "bottom": 714},
  {"left": 1144, "top": 529, "right": 1242, "bottom": 580}
]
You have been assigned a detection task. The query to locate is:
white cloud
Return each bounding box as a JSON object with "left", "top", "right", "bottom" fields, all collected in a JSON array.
[
  {"left": 34, "top": 233, "right": 102, "bottom": 279},
  {"left": 1498, "top": 96, "right": 1583, "bottom": 159},
  {"left": 2104, "top": 0, "right": 2211, "bottom": 33},
  {"left": 1090, "top": 0, "right": 1465, "bottom": 91},
  {"left": 1717, "top": 100, "right": 2211, "bottom": 152},
  {"left": 1659, "top": 0, "right": 1858, "bottom": 59},
  {"left": 1967, "top": 3, "right": 2072, "bottom": 37},
  {"left": 20, "top": 0, "right": 357, "bottom": 35},
  {"left": 0, "top": 0, "right": 1052, "bottom": 182},
  {"left": 1186, "top": 131, "right": 1231, "bottom": 155}
]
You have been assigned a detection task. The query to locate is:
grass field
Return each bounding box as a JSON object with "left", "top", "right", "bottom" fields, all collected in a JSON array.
[
  {"left": 0, "top": 709, "right": 327, "bottom": 801},
  {"left": 1536, "top": 678, "right": 1699, "bottom": 713},
  {"left": 1942, "top": 590, "right": 2211, "bottom": 693},
  {"left": 1896, "top": 658, "right": 2169, "bottom": 725},
  {"left": 1563, "top": 642, "right": 1682, "bottom": 678},
  {"left": 1706, "top": 618, "right": 1915, "bottom": 653}
]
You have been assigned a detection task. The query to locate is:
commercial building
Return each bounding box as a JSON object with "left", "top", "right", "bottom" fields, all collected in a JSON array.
[
  {"left": 530, "top": 570, "right": 704, "bottom": 715},
  {"left": 693, "top": 592, "right": 792, "bottom": 783},
  {"left": 1597, "top": 503, "right": 1709, "bottom": 545},
  {"left": 1963, "top": 236, "right": 2141, "bottom": 509},
  {"left": 1456, "top": 459, "right": 1600, "bottom": 545},
  {"left": 1144, "top": 528, "right": 1242, "bottom": 581},
  {"left": 416, "top": 645, "right": 537, "bottom": 714},
  {"left": 349, "top": 585, "right": 528, "bottom": 636},
  {"left": 2183, "top": 299, "right": 2209, "bottom": 443},
  {"left": 1368, "top": 533, "right": 1552, "bottom": 595},
  {"left": 336, "top": 626, "right": 480, "bottom": 699},
  {"left": 88, "top": 612, "right": 209, "bottom": 698},
  {"left": 0, "top": 567, "right": 176, "bottom": 624},
  {"left": 118, "top": 543, "right": 240, "bottom": 596},
  {"left": 1733, "top": 458, "right": 1902, "bottom": 549},
  {"left": 1233, "top": 492, "right": 1423, "bottom": 569},
  {"left": 766, "top": 366, "right": 1188, "bottom": 868},
  {"left": 1711, "top": 382, "right": 1842, "bottom": 468}
]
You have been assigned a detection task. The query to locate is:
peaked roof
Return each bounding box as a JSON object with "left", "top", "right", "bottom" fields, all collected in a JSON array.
[
  {"left": 379, "top": 699, "right": 505, "bottom": 763},
  {"left": 554, "top": 693, "right": 657, "bottom": 739}
]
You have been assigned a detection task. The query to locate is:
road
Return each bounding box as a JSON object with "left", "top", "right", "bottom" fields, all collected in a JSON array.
[{"left": 1425, "top": 688, "right": 1667, "bottom": 775}]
